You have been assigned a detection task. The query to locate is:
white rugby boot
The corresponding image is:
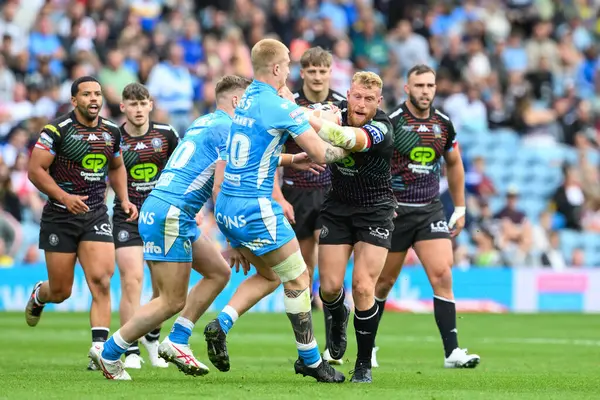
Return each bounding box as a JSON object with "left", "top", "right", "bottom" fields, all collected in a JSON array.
[
  {"left": 158, "top": 337, "right": 209, "bottom": 376},
  {"left": 141, "top": 336, "right": 169, "bottom": 368},
  {"left": 88, "top": 343, "right": 132, "bottom": 380},
  {"left": 444, "top": 348, "right": 481, "bottom": 368}
]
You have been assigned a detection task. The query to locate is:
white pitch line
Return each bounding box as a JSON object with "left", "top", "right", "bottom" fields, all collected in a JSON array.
[{"left": 395, "top": 336, "right": 600, "bottom": 347}]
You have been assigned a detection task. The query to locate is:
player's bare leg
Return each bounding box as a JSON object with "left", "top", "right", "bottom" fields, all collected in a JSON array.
[
  {"left": 78, "top": 242, "right": 115, "bottom": 371},
  {"left": 348, "top": 242, "right": 388, "bottom": 383},
  {"left": 26, "top": 252, "right": 78, "bottom": 327},
  {"left": 116, "top": 246, "right": 144, "bottom": 368},
  {"left": 163, "top": 235, "right": 231, "bottom": 375},
  {"left": 414, "top": 239, "right": 480, "bottom": 368},
  {"left": 318, "top": 244, "right": 352, "bottom": 363},
  {"left": 90, "top": 259, "right": 191, "bottom": 380},
  {"left": 205, "top": 252, "right": 280, "bottom": 372}
]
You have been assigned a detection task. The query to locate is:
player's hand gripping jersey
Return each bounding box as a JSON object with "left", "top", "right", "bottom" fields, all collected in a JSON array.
[{"left": 216, "top": 80, "right": 311, "bottom": 255}]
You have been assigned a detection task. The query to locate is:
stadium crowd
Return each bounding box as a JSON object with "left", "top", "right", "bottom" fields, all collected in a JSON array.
[{"left": 1, "top": 0, "right": 600, "bottom": 268}]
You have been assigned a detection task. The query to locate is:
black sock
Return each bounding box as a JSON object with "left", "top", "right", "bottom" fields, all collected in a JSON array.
[
  {"left": 373, "top": 298, "right": 386, "bottom": 347},
  {"left": 320, "top": 288, "right": 346, "bottom": 322},
  {"left": 434, "top": 296, "right": 458, "bottom": 357},
  {"left": 354, "top": 302, "right": 380, "bottom": 365},
  {"left": 125, "top": 340, "right": 140, "bottom": 356},
  {"left": 91, "top": 327, "right": 109, "bottom": 343},
  {"left": 323, "top": 305, "right": 332, "bottom": 348},
  {"left": 145, "top": 327, "right": 161, "bottom": 342},
  {"left": 375, "top": 298, "right": 386, "bottom": 322}
]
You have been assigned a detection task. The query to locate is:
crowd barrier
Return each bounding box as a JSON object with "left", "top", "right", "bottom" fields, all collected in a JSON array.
[{"left": 1, "top": 263, "right": 600, "bottom": 313}]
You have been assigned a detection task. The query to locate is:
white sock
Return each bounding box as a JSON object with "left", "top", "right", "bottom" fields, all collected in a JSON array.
[
  {"left": 174, "top": 316, "right": 195, "bottom": 331},
  {"left": 222, "top": 305, "right": 239, "bottom": 323},
  {"left": 113, "top": 330, "right": 132, "bottom": 350}
]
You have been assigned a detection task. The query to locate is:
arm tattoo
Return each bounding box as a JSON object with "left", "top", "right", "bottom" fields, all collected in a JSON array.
[
  {"left": 324, "top": 145, "right": 348, "bottom": 163},
  {"left": 284, "top": 289, "right": 316, "bottom": 345}
]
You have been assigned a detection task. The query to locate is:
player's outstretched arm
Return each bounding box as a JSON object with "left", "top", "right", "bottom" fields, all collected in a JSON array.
[
  {"left": 108, "top": 155, "right": 138, "bottom": 221},
  {"left": 308, "top": 115, "right": 371, "bottom": 152},
  {"left": 293, "top": 127, "right": 349, "bottom": 164}
]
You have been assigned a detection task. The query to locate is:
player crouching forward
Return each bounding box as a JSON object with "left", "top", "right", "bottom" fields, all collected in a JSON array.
[{"left": 89, "top": 76, "right": 252, "bottom": 380}]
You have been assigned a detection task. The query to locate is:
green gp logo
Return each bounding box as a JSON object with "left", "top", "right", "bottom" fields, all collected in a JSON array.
[
  {"left": 410, "top": 147, "right": 435, "bottom": 165},
  {"left": 82, "top": 154, "right": 108, "bottom": 172},
  {"left": 130, "top": 163, "right": 158, "bottom": 182},
  {"left": 338, "top": 156, "right": 355, "bottom": 168}
]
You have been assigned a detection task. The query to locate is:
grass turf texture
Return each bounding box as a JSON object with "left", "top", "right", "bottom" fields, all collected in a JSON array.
[{"left": 1, "top": 312, "right": 598, "bottom": 399}]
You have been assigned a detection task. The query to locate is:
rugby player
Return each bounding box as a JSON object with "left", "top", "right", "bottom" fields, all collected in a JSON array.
[
  {"left": 375, "top": 64, "right": 480, "bottom": 368},
  {"left": 114, "top": 82, "right": 179, "bottom": 369},
  {"left": 212, "top": 39, "right": 348, "bottom": 383},
  {"left": 25, "top": 76, "right": 137, "bottom": 369},
  {"left": 277, "top": 47, "right": 346, "bottom": 364},
  {"left": 308, "top": 71, "right": 396, "bottom": 383}
]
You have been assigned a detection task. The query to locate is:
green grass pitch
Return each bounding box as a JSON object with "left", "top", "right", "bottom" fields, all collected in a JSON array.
[{"left": 1, "top": 312, "right": 598, "bottom": 399}]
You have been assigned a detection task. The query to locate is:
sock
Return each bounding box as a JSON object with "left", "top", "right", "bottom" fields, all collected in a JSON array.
[
  {"left": 34, "top": 285, "right": 46, "bottom": 306},
  {"left": 91, "top": 327, "right": 109, "bottom": 344},
  {"left": 217, "top": 305, "right": 239, "bottom": 335},
  {"left": 168, "top": 316, "right": 195, "bottom": 345},
  {"left": 145, "top": 328, "right": 161, "bottom": 342},
  {"left": 102, "top": 330, "right": 131, "bottom": 361},
  {"left": 320, "top": 287, "right": 346, "bottom": 323},
  {"left": 125, "top": 340, "right": 140, "bottom": 357},
  {"left": 323, "top": 305, "right": 332, "bottom": 350},
  {"left": 373, "top": 297, "right": 387, "bottom": 348},
  {"left": 284, "top": 287, "right": 322, "bottom": 368},
  {"left": 434, "top": 295, "right": 459, "bottom": 358},
  {"left": 354, "top": 302, "right": 380, "bottom": 365},
  {"left": 375, "top": 297, "right": 386, "bottom": 322}
]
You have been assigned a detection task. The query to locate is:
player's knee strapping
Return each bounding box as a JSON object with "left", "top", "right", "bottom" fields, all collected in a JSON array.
[{"left": 271, "top": 250, "right": 306, "bottom": 283}]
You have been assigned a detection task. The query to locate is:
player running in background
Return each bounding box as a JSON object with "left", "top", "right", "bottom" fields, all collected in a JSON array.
[
  {"left": 276, "top": 47, "right": 346, "bottom": 365},
  {"left": 89, "top": 76, "right": 251, "bottom": 380},
  {"left": 25, "top": 76, "right": 138, "bottom": 370},
  {"left": 374, "top": 64, "right": 480, "bottom": 368},
  {"left": 211, "top": 39, "right": 348, "bottom": 383},
  {"left": 114, "top": 83, "right": 179, "bottom": 370},
  {"left": 307, "top": 71, "right": 396, "bottom": 383}
]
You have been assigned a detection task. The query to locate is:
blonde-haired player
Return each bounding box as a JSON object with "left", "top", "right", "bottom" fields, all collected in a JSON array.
[{"left": 207, "top": 38, "right": 349, "bottom": 383}]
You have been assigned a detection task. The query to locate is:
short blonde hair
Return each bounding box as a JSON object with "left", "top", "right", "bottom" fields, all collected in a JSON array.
[
  {"left": 351, "top": 71, "right": 383, "bottom": 90},
  {"left": 251, "top": 39, "right": 289, "bottom": 75}
]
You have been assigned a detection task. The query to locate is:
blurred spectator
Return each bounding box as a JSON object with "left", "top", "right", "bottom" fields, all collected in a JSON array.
[
  {"left": 551, "top": 165, "right": 585, "bottom": 230},
  {"left": 0, "top": 0, "right": 598, "bottom": 269},
  {"left": 146, "top": 43, "right": 195, "bottom": 134},
  {"left": 541, "top": 231, "right": 568, "bottom": 270}
]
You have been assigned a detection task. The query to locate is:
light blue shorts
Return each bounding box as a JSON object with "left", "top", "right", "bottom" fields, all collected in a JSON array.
[
  {"left": 138, "top": 195, "right": 200, "bottom": 263},
  {"left": 214, "top": 193, "right": 296, "bottom": 256}
]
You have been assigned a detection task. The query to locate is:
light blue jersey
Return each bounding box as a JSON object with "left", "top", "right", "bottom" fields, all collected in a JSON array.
[
  {"left": 215, "top": 80, "right": 312, "bottom": 256},
  {"left": 220, "top": 80, "right": 310, "bottom": 197},
  {"left": 139, "top": 110, "right": 231, "bottom": 262}
]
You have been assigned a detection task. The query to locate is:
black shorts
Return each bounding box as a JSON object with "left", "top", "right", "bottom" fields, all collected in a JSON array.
[
  {"left": 39, "top": 205, "right": 114, "bottom": 253},
  {"left": 112, "top": 207, "right": 142, "bottom": 249},
  {"left": 391, "top": 201, "right": 451, "bottom": 253},
  {"left": 318, "top": 197, "right": 395, "bottom": 249},
  {"left": 282, "top": 185, "right": 329, "bottom": 240}
]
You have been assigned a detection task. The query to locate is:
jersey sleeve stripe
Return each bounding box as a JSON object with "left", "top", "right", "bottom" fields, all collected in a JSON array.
[{"left": 360, "top": 127, "right": 372, "bottom": 151}]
